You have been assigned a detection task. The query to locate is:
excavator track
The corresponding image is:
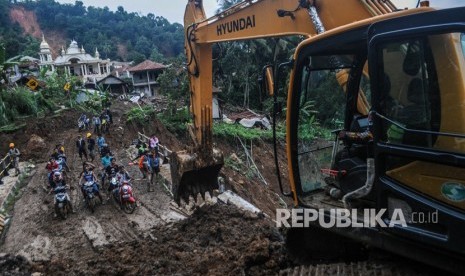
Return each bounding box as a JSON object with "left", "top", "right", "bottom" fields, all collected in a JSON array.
[{"left": 279, "top": 262, "right": 425, "bottom": 276}]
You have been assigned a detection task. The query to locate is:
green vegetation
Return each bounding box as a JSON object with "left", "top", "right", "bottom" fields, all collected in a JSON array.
[
  {"left": 126, "top": 105, "right": 156, "bottom": 124},
  {"left": 158, "top": 107, "right": 190, "bottom": 135},
  {"left": 0, "top": 84, "right": 55, "bottom": 126},
  {"left": 213, "top": 122, "right": 285, "bottom": 142},
  {"left": 158, "top": 66, "right": 189, "bottom": 113},
  {"left": 0, "top": 0, "right": 184, "bottom": 61}
]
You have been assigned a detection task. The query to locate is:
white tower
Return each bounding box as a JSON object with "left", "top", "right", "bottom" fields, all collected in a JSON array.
[{"left": 39, "top": 34, "right": 52, "bottom": 63}]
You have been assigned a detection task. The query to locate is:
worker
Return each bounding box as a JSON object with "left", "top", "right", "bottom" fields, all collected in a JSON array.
[
  {"left": 7, "top": 143, "right": 20, "bottom": 176},
  {"left": 149, "top": 135, "right": 159, "bottom": 154},
  {"left": 76, "top": 135, "right": 88, "bottom": 161},
  {"left": 137, "top": 150, "right": 150, "bottom": 180},
  {"left": 146, "top": 150, "right": 160, "bottom": 192},
  {"left": 92, "top": 114, "right": 101, "bottom": 135},
  {"left": 97, "top": 134, "right": 106, "bottom": 154},
  {"left": 106, "top": 107, "right": 113, "bottom": 124},
  {"left": 100, "top": 152, "right": 113, "bottom": 186},
  {"left": 86, "top": 133, "right": 96, "bottom": 162}
]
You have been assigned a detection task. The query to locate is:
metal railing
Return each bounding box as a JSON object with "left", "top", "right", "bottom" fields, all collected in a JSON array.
[{"left": 0, "top": 154, "right": 12, "bottom": 178}]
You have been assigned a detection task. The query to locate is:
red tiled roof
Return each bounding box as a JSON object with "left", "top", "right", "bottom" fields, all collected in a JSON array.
[{"left": 128, "top": 60, "right": 166, "bottom": 72}]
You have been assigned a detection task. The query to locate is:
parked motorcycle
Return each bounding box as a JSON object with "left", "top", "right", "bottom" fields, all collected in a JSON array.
[
  {"left": 83, "top": 181, "right": 99, "bottom": 213},
  {"left": 110, "top": 178, "right": 136, "bottom": 214}
]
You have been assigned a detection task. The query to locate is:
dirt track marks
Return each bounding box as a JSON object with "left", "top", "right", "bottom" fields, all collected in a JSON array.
[{"left": 17, "top": 235, "right": 55, "bottom": 262}]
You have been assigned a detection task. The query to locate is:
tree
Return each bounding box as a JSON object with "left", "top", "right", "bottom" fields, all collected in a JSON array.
[
  {"left": 158, "top": 66, "right": 188, "bottom": 114},
  {"left": 150, "top": 47, "right": 165, "bottom": 63}
]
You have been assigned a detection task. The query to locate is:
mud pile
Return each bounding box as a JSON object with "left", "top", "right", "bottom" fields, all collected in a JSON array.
[
  {"left": 0, "top": 254, "right": 32, "bottom": 275},
  {"left": 32, "top": 203, "right": 292, "bottom": 275}
]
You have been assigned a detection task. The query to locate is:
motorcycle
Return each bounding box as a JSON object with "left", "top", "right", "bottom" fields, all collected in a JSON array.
[
  {"left": 52, "top": 185, "right": 71, "bottom": 220},
  {"left": 83, "top": 181, "right": 99, "bottom": 213},
  {"left": 109, "top": 177, "right": 136, "bottom": 214},
  {"left": 78, "top": 120, "right": 85, "bottom": 132},
  {"left": 56, "top": 155, "right": 69, "bottom": 174}
]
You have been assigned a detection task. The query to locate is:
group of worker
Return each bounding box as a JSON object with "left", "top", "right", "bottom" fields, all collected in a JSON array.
[
  {"left": 78, "top": 108, "right": 113, "bottom": 135},
  {"left": 0, "top": 143, "right": 21, "bottom": 185},
  {"left": 132, "top": 135, "right": 161, "bottom": 192}
]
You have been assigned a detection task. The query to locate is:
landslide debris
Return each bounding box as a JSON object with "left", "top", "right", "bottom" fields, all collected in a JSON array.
[{"left": 32, "top": 203, "right": 292, "bottom": 275}]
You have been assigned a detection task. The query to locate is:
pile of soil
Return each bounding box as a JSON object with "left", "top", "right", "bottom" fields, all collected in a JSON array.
[
  {"left": 31, "top": 204, "right": 292, "bottom": 275},
  {"left": 0, "top": 254, "right": 32, "bottom": 275},
  {"left": 0, "top": 109, "right": 77, "bottom": 162}
]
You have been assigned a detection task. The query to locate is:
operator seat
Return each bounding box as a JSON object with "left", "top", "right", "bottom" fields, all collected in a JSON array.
[{"left": 397, "top": 73, "right": 432, "bottom": 146}]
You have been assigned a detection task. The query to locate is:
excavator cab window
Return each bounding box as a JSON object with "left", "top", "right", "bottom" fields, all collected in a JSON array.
[
  {"left": 369, "top": 21, "right": 465, "bottom": 215},
  {"left": 296, "top": 55, "right": 356, "bottom": 194}
]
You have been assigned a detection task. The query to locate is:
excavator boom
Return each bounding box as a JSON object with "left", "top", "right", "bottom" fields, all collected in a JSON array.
[{"left": 172, "top": 0, "right": 397, "bottom": 203}]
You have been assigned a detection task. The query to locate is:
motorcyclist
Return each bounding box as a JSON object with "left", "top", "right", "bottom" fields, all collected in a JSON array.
[
  {"left": 105, "top": 158, "right": 120, "bottom": 196},
  {"left": 79, "top": 165, "right": 104, "bottom": 204},
  {"left": 116, "top": 165, "right": 131, "bottom": 186},
  {"left": 78, "top": 113, "right": 87, "bottom": 131},
  {"left": 55, "top": 148, "right": 70, "bottom": 172},
  {"left": 100, "top": 143, "right": 112, "bottom": 157},
  {"left": 45, "top": 157, "right": 59, "bottom": 186},
  {"left": 50, "top": 171, "right": 75, "bottom": 215},
  {"left": 100, "top": 152, "right": 113, "bottom": 186}
]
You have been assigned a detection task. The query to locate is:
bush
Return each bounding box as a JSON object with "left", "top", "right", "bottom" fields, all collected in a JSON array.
[
  {"left": 213, "top": 122, "right": 285, "bottom": 142},
  {"left": 126, "top": 105, "right": 156, "bottom": 123},
  {"left": 158, "top": 107, "right": 190, "bottom": 135}
]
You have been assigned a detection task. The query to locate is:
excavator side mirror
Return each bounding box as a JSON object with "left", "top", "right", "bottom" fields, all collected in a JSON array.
[{"left": 260, "top": 65, "right": 275, "bottom": 96}]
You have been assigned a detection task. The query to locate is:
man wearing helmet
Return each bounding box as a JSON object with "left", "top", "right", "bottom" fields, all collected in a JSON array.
[
  {"left": 8, "top": 143, "right": 21, "bottom": 176},
  {"left": 50, "top": 171, "right": 75, "bottom": 215},
  {"left": 116, "top": 165, "right": 131, "bottom": 186},
  {"left": 79, "top": 165, "right": 104, "bottom": 204},
  {"left": 86, "top": 133, "right": 96, "bottom": 162},
  {"left": 104, "top": 158, "right": 120, "bottom": 198},
  {"left": 46, "top": 157, "right": 59, "bottom": 186}
]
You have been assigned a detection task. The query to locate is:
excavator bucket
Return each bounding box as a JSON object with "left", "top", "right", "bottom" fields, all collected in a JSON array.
[{"left": 170, "top": 148, "right": 223, "bottom": 204}]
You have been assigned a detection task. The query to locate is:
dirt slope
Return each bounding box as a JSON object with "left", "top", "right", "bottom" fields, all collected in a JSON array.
[
  {"left": 9, "top": 6, "right": 42, "bottom": 38},
  {"left": 9, "top": 6, "right": 66, "bottom": 58}
]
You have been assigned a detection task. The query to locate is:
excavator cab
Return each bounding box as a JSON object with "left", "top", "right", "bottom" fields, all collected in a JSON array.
[{"left": 285, "top": 7, "right": 465, "bottom": 273}]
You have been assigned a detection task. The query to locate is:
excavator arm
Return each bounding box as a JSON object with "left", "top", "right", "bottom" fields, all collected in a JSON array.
[{"left": 172, "top": 0, "right": 397, "bottom": 203}]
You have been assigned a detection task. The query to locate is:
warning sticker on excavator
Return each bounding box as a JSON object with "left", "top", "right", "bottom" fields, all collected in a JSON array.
[{"left": 441, "top": 182, "right": 465, "bottom": 202}]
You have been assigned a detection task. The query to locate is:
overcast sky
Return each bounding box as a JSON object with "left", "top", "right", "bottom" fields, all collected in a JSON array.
[{"left": 55, "top": 0, "right": 463, "bottom": 24}]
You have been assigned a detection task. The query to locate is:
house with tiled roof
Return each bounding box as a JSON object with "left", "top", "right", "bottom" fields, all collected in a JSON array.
[{"left": 128, "top": 60, "right": 167, "bottom": 96}]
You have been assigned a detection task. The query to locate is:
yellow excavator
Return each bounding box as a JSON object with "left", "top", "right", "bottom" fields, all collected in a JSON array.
[{"left": 171, "top": 0, "right": 465, "bottom": 273}]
